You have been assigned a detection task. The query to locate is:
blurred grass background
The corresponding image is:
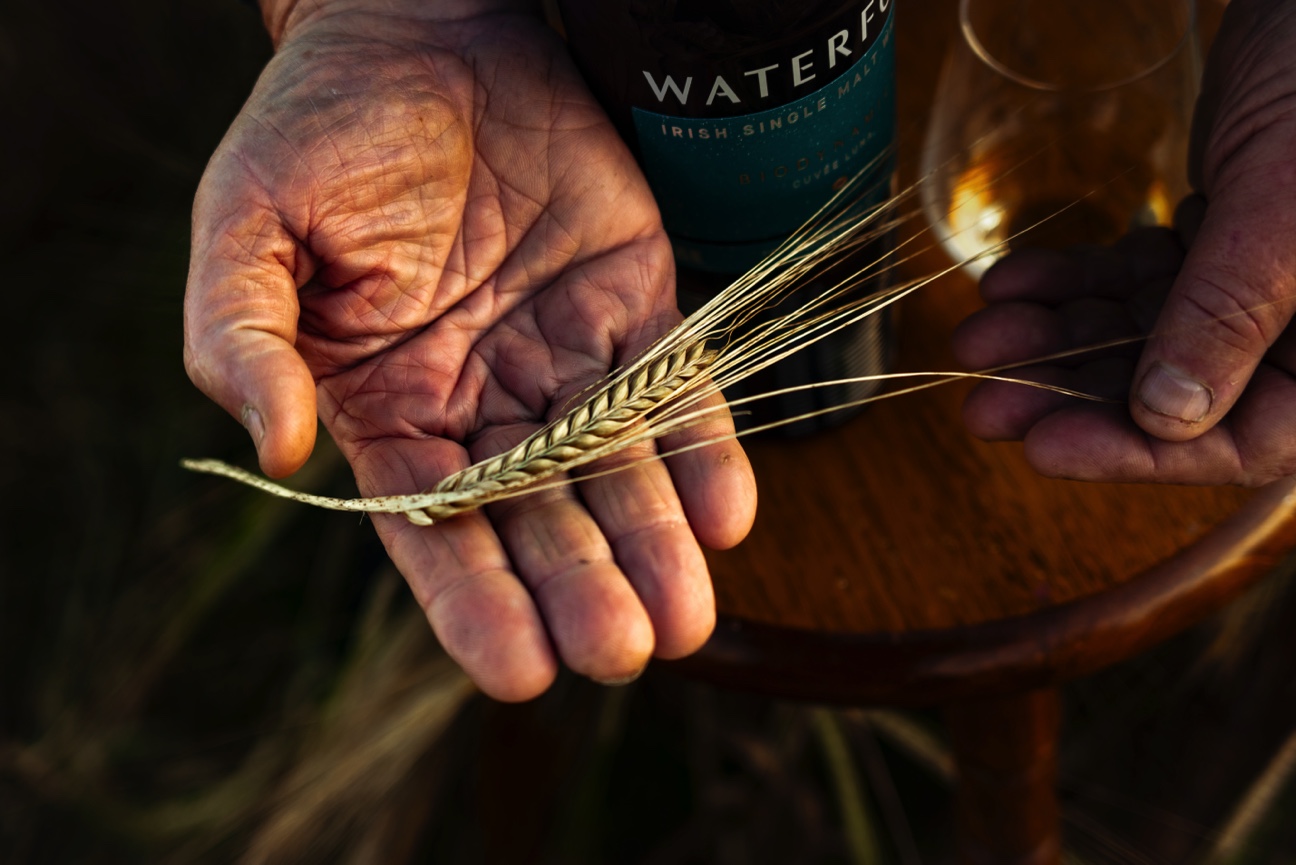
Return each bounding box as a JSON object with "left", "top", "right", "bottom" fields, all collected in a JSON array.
[{"left": 2, "top": 0, "right": 1295, "bottom": 863}]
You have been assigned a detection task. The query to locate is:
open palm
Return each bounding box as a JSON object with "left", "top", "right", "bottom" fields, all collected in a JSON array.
[{"left": 184, "top": 7, "right": 755, "bottom": 700}]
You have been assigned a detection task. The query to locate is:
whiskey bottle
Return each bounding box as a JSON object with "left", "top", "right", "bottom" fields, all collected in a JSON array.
[{"left": 555, "top": 0, "right": 898, "bottom": 434}]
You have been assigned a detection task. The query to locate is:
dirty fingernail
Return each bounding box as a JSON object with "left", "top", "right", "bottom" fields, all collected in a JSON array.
[
  {"left": 594, "top": 668, "right": 646, "bottom": 687},
  {"left": 1137, "top": 363, "right": 1212, "bottom": 422},
  {"left": 240, "top": 404, "right": 266, "bottom": 444}
]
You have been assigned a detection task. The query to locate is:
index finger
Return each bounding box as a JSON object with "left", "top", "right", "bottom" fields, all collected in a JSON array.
[{"left": 979, "top": 226, "right": 1185, "bottom": 305}]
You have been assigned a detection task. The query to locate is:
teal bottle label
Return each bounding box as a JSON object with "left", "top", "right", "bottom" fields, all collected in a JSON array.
[{"left": 630, "top": 6, "right": 895, "bottom": 273}]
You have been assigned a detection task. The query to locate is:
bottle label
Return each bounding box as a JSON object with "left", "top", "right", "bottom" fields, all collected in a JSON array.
[{"left": 630, "top": 5, "right": 895, "bottom": 273}]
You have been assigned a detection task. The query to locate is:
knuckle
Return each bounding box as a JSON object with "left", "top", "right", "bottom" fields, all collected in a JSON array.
[
  {"left": 1179, "top": 265, "right": 1283, "bottom": 353},
  {"left": 1243, "top": 445, "right": 1296, "bottom": 487}
]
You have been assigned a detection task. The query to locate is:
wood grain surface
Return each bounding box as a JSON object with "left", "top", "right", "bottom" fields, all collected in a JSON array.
[{"left": 706, "top": 261, "right": 1259, "bottom": 634}]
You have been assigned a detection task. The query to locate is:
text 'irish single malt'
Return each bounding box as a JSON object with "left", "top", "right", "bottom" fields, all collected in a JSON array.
[{"left": 558, "top": 0, "right": 899, "bottom": 433}]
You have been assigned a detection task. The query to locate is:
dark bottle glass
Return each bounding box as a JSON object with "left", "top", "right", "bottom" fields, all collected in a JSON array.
[{"left": 555, "top": 0, "right": 898, "bottom": 435}]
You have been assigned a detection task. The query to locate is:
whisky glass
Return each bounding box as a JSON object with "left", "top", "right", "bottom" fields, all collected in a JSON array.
[{"left": 920, "top": 0, "right": 1200, "bottom": 277}]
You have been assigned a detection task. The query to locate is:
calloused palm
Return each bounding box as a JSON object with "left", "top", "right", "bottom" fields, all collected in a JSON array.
[{"left": 184, "top": 8, "right": 755, "bottom": 701}]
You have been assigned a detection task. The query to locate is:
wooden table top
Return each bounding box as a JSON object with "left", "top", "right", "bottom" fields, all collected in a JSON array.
[
  {"left": 677, "top": 0, "right": 1296, "bottom": 704},
  {"left": 709, "top": 276, "right": 1256, "bottom": 633}
]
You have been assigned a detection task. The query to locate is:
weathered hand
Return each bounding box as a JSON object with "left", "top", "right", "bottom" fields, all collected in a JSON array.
[
  {"left": 184, "top": 1, "right": 755, "bottom": 700},
  {"left": 952, "top": 0, "right": 1296, "bottom": 486}
]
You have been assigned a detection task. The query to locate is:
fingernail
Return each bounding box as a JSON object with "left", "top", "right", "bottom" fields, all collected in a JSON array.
[
  {"left": 594, "top": 668, "right": 646, "bottom": 687},
  {"left": 1137, "top": 363, "right": 1212, "bottom": 422},
  {"left": 240, "top": 403, "right": 266, "bottom": 445}
]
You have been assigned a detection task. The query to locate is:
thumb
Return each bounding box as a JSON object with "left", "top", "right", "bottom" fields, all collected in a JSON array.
[
  {"left": 184, "top": 193, "right": 318, "bottom": 478},
  {"left": 1131, "top": 152, "right": 1296, "bottom": 441}
]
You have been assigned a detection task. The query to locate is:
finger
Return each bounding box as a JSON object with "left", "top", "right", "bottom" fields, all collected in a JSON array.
[
  {"left": 952, "top": 298, "right": 1140, "bottom": 371},
  {"left": 1021, "top": 363, "right": 1296, "bottom": 485},
  {"left": 1230, "top": 363, "right": 1296, "bottom": 483},
  {"left": 980, "top": 248, "right": 1086, "bottom": 304},
  {"left": 568, "top": 382, "right": 757, "bottom": 661},
  {"left": 953, "top": 302, "right": 1068, "bottom": 371},
  {"left": 474, "top": 425, "right": 656, "bottom": 684},
  {"left": 557, "top": 380, "right": 751, "bottom": 661},
  {"left": 656, "top": 385, "right": 757, "bottom": 551},
  {"left": 573, "top": 440, "right": 716, "bottom": 660},
  {"left": 1130, "top": 153, "right": 1296, "bottom": 441},
  {"left": 979, "top": 227, "right": 1184, "bottom": 305},
  {"left": 185, "top": 175, "right": 318, "bottom": 478},
  {"left": 489, "top": 485, "right": 657, "bottom": 683},
  {"left": 962, "top": 357, "right": 1133, "bottom": 441},
  {"left": 1023, "top": 403, "right": 1245, "bottom": 484},
  {"left": 962, "top": 366, "right": 1081, "bottom": 441},
  {"left": 348, "top": 436, "right": 559, "bottom": 702}
]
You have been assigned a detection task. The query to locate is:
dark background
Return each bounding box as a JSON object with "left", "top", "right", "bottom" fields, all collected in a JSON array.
[{"left": 2, "top": 1, "right": 1296, "bottom": 863}]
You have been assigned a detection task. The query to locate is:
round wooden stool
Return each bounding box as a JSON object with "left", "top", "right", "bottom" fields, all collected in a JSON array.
[
  {"left": 670, "top": 258, "right": 1296, "bottom": 861},
  {"left": 668, "top": 8, "right": 1296, "bottom": 862}
]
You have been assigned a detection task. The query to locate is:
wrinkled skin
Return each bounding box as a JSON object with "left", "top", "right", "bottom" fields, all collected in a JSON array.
[
  {"left": 954, "top": 0, "right": 1296, "bottom": 486},
  {"left": 183, "top": 3, "right": 756, "bottom": 702}
]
